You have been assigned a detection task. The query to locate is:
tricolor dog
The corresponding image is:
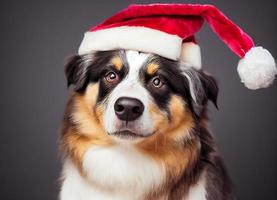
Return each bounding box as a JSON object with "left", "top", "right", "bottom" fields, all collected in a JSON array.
[{"left": 59, "top": 4, "right": 276, "bottom": 200}]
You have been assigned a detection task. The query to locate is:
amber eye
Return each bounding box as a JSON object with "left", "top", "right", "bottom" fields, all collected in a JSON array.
[
  {"left": 152, "top": 77, "right": 164, "bottom": 88},
  {"left": 105, "top": 71, "right": 118, "bottom": 83}
]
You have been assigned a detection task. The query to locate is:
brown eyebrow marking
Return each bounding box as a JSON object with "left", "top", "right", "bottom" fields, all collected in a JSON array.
[
  {"left": 111, "top": 56, "right": 123, "bottom": 71},
  {"left": 146, "top": 62, "right": 159, "bottom": 75}
]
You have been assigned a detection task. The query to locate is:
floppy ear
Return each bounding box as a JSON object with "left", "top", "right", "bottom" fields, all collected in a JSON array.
[
  {"left": 197, "top": 71, "right": 218, "bottom": 108},
  {"left": 64, "top": 54, "right": 92, "bottom": 92},
  {"left": 182, "top": 67, "right": 218, "bottom": 116}
]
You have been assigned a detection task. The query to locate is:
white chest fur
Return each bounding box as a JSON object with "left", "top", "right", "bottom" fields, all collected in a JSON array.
[
  {"left": 60, "top": 144, "right": 165, "bottom": 200},
  {"left": 184, "top": 173, "right": 207, "bottom": 200}
]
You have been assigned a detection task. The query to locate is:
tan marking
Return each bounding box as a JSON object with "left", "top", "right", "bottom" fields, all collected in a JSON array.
[
  {"left": 146, "top": 62, "right": 159, "bottom": 75},
  {"left": 136, "top": 95, "right": 197, "bottom": 186},
  {"left": 111, "top": 56, "right": 123, "bottom": 71},
  {"left": 63, "top": 83, "right": 113, "bottom": 172},
  {"left": 166, "top": 95, "right": 194, "bottom": 140},
  {"left": 147, "top": 95, "right": 194, "bottom": 136},
  {"left": 138, "top": 133, "right": 199, "bottom": 187},
  {"left": 61, "top": 86, "right": 199, "bottom": 196},
  {"left": 64, "top": 128, "right": 113, "bottom": 171},
  {"left": 72, "top": 83, "right": 105, "bottom": 135}
]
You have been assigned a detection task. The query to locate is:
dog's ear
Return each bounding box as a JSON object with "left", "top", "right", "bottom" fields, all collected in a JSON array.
[
  {"left": 182, "top": 67, "right": 218, "bottom": 116},
  {"left": 197, "top": 71, "right": 218, "bottom": 108},
  {"left": 64, "top": 54, "right": 91, "bottom": 92}
]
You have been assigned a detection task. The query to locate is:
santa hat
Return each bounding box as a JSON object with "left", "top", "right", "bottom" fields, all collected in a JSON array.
[{"left": 78, "top": 4, "right": 276, "bottom": 90}]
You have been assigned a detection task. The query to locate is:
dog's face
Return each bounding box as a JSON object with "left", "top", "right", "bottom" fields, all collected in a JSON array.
[{"left": 65, "top": 50, "right": 218, "bottom": 142}]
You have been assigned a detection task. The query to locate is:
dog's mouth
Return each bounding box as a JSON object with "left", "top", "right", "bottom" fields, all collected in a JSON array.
[{"left": 109, "top": 130, "right": 155, "bottom": 140}]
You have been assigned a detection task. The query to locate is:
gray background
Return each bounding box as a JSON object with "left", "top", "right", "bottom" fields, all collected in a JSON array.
[{"left": 0, "top": 0, "right": 276, "bottom": 199}]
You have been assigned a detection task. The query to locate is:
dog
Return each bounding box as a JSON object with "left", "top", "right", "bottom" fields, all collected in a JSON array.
[{"left": 59, "top": 49, "right": 234, "bottom": 200}]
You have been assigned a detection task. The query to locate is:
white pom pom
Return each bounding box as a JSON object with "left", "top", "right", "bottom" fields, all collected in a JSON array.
[{"left": 237, "top": 46, "right": 277, "bottom": 90}]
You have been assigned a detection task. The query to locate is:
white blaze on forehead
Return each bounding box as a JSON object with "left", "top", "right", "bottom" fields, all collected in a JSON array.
[
  {"left": 111, "top": 50, "right": 150, "bottom": 98},
  {"left": 103, "top": 50, "right": 154, "bottom": 136},
  {"left": 126, "top": 50, "right": 150, "bottom": 78},
  {"left": 110, "top": 50, "right": 151, "bottom": 105}
]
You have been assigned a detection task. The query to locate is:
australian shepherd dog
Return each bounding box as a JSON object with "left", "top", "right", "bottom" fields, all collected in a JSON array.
[{"left": 59, "top": 50, "right": 234, "bottom": 200}]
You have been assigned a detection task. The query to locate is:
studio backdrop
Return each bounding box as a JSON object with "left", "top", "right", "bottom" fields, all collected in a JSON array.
[{"left": 0, "top": 0, "right": 276, "bottom": 200}]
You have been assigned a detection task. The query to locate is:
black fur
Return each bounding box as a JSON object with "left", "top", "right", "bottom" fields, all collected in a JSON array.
[
  {"left": 65, "top": 50, "right": 129, "bottom": 101},
  {"left": 168, "top": 123, "right": 234, "bottom": 200},
  {"left": 140, "top": 54, "right": 218, "bottom": 119},
  {"left": 64, "top": 49, "right": 233, "bottom": 200},
  {"left": 65, "top": 50, "right": 218, "bottom": 118},
  {"left": 182, "top": 68, "right": 218, "bottom": 118}
]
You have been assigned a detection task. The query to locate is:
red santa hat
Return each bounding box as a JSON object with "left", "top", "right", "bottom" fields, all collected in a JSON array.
[{"left": 78, "top": 4, "right": 276, "bottom": 90}]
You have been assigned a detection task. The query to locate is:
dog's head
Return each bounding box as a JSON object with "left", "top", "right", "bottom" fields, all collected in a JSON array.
[{"left": 65, "top": 50, "right": 218, "bottom": 142}]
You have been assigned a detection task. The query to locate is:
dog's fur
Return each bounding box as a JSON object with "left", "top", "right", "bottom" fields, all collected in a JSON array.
[{"left": 59, "top": 50, "right": 234, "bottom": 200}]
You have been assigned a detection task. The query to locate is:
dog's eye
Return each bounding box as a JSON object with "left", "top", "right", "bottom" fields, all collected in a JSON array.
[
  {"left": 105, "top": 71, "right": 119, "bottom": 83},
  {"left": 152, "top": 77, "right": 164, "bottom": 88}
]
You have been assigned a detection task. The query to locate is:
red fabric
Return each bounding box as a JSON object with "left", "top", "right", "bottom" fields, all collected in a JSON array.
[{"left": 90, "top": 4, "right": 254, "bottom": 58}]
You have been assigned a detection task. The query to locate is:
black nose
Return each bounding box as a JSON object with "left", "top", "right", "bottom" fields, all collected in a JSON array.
[{"left": 114, "top": 97, "right": 144, "bottom": 121}]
